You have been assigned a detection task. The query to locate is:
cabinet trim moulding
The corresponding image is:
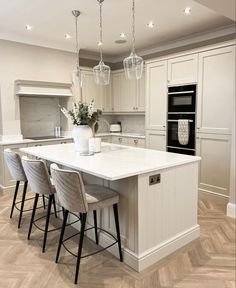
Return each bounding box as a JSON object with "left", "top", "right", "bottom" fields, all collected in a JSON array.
[{"left": 145, "top": 40, "right": 236, "bottom": 65}]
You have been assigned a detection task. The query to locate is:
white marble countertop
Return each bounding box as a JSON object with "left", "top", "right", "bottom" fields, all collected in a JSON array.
[
  {"left": 0, "top": 132, "right": 145, "bottom": 146},
  {"left": 20, "top": 143, "right": 200, "bottom": 181}
]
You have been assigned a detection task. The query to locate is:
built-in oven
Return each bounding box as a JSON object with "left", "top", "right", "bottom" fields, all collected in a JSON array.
[
  {"left": 168, "top": 84, "right": 196, "bottom": 113},
  {"left": 167, "top": 113, "right": 196, "bottom": 155}
]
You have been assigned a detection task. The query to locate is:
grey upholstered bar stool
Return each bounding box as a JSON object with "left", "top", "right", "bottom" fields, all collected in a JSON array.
[
  {"left": 4, "top": 149, "right": 28, "bottom": 228},
  {"left": 50, "top": 164, "right": 123, "bottom": 285},
  {"left": 22, "top": 156, "right": 57, "bottom": 253}
]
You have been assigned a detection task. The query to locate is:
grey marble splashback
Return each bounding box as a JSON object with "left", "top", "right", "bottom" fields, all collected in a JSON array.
[
  {"left": 97, "top": 115, "right": 145, "bottom": 134},
  {"left": 19, "top": 96, "right": 60, "bottom": 137}
]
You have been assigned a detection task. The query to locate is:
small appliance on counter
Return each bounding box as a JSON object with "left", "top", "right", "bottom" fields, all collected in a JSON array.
[{"left": 109, "top": 122, "right": 122, "bottom": 133}]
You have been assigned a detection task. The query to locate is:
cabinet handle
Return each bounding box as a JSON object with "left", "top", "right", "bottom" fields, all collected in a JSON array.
[
  {"left": 133, "top": 107, "right": 135, "bottom": 110},
  {"left": 61, "top": 141, "right": 67, "bottom": 144},
  {"left": 197, "top": 127, "right": 200, "bottom": 129},
  {"left": 163, "top": 125, "right": 166, "bottom": 128},
  {"left": 118, "top": 138, "right": 122, "bottom": 142},
  {"left": 134, "top": 139, "right": 138, "bottom": 144}
]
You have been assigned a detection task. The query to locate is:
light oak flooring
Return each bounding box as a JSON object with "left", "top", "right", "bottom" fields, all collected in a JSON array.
[{"left": 0, "top": 190, "right": 235, "bottom": 288}]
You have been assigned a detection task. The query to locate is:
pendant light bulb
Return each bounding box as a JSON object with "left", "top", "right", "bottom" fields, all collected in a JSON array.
[
  {"left": 123, "top": 0, "right": 143, "bottom": 80},
  {"left": 71, "top": 10, "right": 83, "bottom": 88},
  {"left": 93, "top": 0, "right": 111, "bottom": 85}
]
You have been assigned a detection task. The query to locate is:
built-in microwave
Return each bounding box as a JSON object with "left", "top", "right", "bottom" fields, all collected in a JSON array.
[{"left": 168, "top": 84, "right": 196, "bottom": 113}]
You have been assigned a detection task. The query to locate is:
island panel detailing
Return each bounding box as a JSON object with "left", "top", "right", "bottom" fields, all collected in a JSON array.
[{"left": 20, "top": 143, "right": 200, "bottom": 271}]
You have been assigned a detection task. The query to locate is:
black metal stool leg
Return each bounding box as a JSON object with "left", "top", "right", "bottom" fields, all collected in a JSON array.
[
  {"left": 52, "top": 194, "right": 57, "bottom": 218},
  {"left": 10, "top": 181, "right": 20, "bottom": 218},
  {"left": 18, "top": 181, "right": 28, "bottom": 229},
  {"left": 93, "top": 210, "right": 99, "bottom": 245},
  {"left": 42, "top": 195, "right": 53, "bottom": 253},
  {"left": 55, "top": 209, "right": 69, "bottom": 263},
  {"left": 113, "top": 204, "right": 123, "bottom": 262},
  {"left": 28, "top": 193, "right": 39, "bottom": 240},
  {"left": 42, "top": 195, "right": 46, "bottom": 209},
  {"left": 75, "top": 213, "right": 87, "bottom": 285}
]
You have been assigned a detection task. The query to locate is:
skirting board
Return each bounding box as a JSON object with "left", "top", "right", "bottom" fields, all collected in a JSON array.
[
  {"left": 86, "top": 224, "right": 200, "bottom": 272},
  {"left": 227, "top": 203, "right": 236, "bottom": 219}
]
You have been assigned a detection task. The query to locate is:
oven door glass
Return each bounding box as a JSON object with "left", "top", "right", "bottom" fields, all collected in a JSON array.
[
  {"left": 168, "top": 93, "right": 196, "bottom": 112},
  {"left": 167, "top": 121, "right": 195, "bottom": 150}
]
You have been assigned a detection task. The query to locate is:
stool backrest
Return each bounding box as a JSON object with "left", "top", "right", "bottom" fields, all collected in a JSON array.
[
  {"left": 50, "top": 164, "right": 88, "bottom": 213},
  {"left": 22, "top": 156, "right": 54, "bottom": 195},
  {"left": 4, "top": 149, "right": 27, "bottom": 182}
]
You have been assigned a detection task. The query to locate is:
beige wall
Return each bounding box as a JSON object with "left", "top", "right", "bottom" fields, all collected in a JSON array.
[{"left": 0, "top": 39, "right": 77, "bottom": 139}]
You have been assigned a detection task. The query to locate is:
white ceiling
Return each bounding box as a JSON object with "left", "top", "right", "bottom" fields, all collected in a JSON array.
[{"left": 0, "top": 0, "right": 234, "bottom": 58}]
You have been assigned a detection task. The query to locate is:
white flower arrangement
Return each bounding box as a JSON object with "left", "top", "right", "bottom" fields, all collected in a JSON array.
[{"left": 60, "top": 99, "right": 102, "bottom": 127}]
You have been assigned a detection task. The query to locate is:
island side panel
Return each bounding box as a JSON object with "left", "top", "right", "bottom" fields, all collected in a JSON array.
[
  {"left": 82, "top": 172, "right": 139, "bottom": 256},
  {"left": 137, "top": 162, "right": 200, "bottom": 271}
]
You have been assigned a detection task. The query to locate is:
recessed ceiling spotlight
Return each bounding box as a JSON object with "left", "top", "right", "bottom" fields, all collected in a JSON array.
[
  {"left": 65, "top": 34, "right": 71, "bottom": 39},
  {"left": 184, "top": 7, "right": 191, "bottom": 14},
  {"left": 147, "top": 21, "right": 154, "bottom": 28},
  {"left": 25, "top": 25, "right": 32, "bottom": 31},
  {"left": 120, "top": 33, "right": 126, "bottom": 38},
  {"left": 97, "top": 41, "right": 103, "bottom": 46}
]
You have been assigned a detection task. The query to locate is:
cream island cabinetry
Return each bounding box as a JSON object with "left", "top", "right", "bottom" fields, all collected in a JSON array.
[{"left": 20, "top": 142, "right": 200, "bottom": 272}]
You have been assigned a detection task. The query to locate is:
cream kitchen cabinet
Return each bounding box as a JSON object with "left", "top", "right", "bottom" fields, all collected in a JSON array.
[
  {"left": 111, "top": 135, "right": 129, "bottom": 145},
  {"left": 82, "top": 69, "right": 112, "bottom": 113},
  {"left": 145, "top": 130, "right": 166, "bottom": 151},
  {"left": 167, "top": 54, "right": 198, "bottom": 85},
  {"left": 111, "top": 136, "right": 145, "bottom": 147},
  {"left": 126, "top": 137, "right": 146, "bottom": 148},
  {"left": 145, "top": 60, "right": 168, "bottom": 131},
  {"left": 197, "top": 45, "right": 235, "bottom": 135},
  {"left": 112, "top": 71, "right": 122, "bottom": 112},
  {"left": 196, "top": 133, "right": 231, "bottom": 197},
  {"left": 112, "top": 70, "right": 145, "bottom": 113}
]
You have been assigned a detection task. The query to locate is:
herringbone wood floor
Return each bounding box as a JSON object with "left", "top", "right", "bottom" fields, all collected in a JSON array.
[{"left": 0, "top": 191, "right": 235, "bottom": 288}]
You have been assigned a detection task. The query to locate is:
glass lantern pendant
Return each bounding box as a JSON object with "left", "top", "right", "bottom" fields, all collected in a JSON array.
[
  {"left": 123, "top": 0, "right": 143, "bottom": 80},
  {"left": 93, "top": 0, "right": 111, "bottom": 85},
  {"left": 71, "top": 10, "right": 83, "bottom": 88}
]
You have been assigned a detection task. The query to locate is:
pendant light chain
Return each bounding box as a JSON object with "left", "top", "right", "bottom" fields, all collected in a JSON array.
[
  {"left": 132, "top": 0, "right": 135, "bottom": 53},
  {"left": 75, "top": 14, "right": 80, "bottom": 68},
  {"left": 99, "top": 1, "right": 103, "bottom": 61}
]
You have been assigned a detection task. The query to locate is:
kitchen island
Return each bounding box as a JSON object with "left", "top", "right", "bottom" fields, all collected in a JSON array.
[{"left": 20, "top": 143, "right": 201, "bottom": 272}]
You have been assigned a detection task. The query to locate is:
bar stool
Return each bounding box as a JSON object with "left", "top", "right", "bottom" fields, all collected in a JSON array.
[
  {"left": 4, "top": 149, "right": 29, "bottom": 228},
  {"left": 22, "top": 156, "right": 58, "bottom": 253},
  {"left": 51, "top": 164, "right": 123, "bottom": 285}
]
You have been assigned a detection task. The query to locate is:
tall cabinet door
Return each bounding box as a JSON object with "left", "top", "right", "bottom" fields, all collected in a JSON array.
[
  {"left": 196, "top": 133, "right": 231, "bottom": 196},
  {"left": 197, "top": 46, "right": 235, "bottom": 134},
  {"left": 146, "top": 60, "right": 167, "bottom": 130},
  {"left": 120, "top": 73, "right": 136, "bottom": 112}
]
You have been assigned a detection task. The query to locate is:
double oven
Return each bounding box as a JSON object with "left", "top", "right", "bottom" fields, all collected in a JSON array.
[{"left": 167, "top": 84, "right": 197, "bottom": 155}]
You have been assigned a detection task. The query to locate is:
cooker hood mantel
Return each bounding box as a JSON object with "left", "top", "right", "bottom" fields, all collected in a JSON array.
[{"left": 15, "top": 80, "right": 73, "bottom": 97}]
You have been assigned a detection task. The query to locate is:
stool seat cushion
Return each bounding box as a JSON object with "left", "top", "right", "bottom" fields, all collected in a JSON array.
[{"left": 85, "top": 185, "right": 119, "bottom": 211}]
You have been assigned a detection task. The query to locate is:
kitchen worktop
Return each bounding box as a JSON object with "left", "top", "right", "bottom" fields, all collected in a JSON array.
[
  {"left": 20, "top": 142, "right": 200, "bottom": 181},
  {"left": 0, "top": 132, "right": 145, "bottom": 146}
]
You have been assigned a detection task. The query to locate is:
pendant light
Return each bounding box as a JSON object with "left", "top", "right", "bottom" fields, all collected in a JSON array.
[
  {"left": 123, "top": 0, "right": 143, "bottom": 80},
  {"left": 93, "top": 0, "right": 111, "bottom": 85},
  {"left": 71, "top": 10, "right": 83, "bottom": 88}
]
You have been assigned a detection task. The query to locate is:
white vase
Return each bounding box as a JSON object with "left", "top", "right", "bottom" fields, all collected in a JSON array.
[{"left": 73, "top": 125, "right": 93, "bottom": 153}]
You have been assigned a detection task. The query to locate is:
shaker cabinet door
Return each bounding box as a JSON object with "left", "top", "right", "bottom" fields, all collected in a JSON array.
[
  {"left": 167, "top": 54, "right": 198, "bottom": 85},
  {"left": 197, "top": 46, "right": 235, "bottom": 134},
  {"left": 146, "top": 60, "right": 167, "bottom": 131}
]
